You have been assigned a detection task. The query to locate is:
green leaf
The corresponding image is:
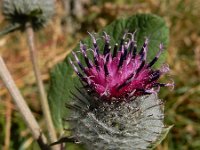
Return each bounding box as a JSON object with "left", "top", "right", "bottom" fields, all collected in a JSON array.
[
  {"left": 48, "top": 62, "right": 79, "bottom": 129},
  {"left": 48, "top": 13, "right": 169, "bottom": 130}
]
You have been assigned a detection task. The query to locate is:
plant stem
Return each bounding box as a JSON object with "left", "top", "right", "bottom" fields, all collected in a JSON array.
[
  {"left": 0, "top": 23, "right": 21, "bottom": 37},
  {"left": 25, "top": 22, "right": 58, "bottom": 148},
  {"left": 4, "top": 96, "right": 12, "bottom": 150},
  {"left": 0, "top": 56, "right": 49, "bottom": 149}
]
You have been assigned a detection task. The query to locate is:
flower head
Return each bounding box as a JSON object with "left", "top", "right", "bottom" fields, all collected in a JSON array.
[
  {"left": 70, "top": 32, "right": 173, "bottom": 101},
  {"left": 63, "top": 31, "right": 174, "bottom": 150},
  {"left": 2, "top": 0, "right": 54, "bottom": 30}
]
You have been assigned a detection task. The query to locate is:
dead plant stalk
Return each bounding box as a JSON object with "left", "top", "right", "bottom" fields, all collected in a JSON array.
[
  {"left": 0, "top": 56, "right": 49, "bottom": 149},
  {"left": 25, "top": 22, "right": 58, "bottom": 148}
]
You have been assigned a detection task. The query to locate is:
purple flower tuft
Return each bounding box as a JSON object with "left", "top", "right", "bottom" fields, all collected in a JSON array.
[{"left": 70, "top": 31, "right": 173, "bottom": 101}]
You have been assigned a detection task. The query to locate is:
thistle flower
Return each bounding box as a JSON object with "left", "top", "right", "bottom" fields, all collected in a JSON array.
[
  {"left": 2, "top": 0, "right": 54, "bottom": 30},
  {"left": 65, "top": 32, "right": 173, "bottom": 150},
  {"left": 69, "top": 32, "right": 173, "bottom": 101}
]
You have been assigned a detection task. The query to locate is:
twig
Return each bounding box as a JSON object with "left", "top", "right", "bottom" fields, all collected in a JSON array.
[
  {"left": 4, "top": 96, "right": 12, "bottom": 150},
  {"left": 25, "top": 22, "right": 58, "bottom": 148},
  {"left": 0, "top": 56, "right": 49, "bottom": 149}
]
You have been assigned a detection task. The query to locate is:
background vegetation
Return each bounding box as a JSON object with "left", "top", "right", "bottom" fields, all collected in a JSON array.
[{"left": 0, "top": 0, "right": 200, "bottom": 149}]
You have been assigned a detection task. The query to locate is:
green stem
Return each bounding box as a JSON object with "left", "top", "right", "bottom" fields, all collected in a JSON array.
[{"left": 0, "top": 23, "right": 21, "bottom": 37}]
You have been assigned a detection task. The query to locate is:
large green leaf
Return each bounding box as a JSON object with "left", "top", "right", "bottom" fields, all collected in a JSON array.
[{"left": 48, "top": 13, "right": 169, "bottom": 130}]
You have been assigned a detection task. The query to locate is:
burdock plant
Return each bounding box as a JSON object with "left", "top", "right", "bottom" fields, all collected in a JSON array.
[
  {"left": 47, "top": 14, "right": 174, "bottom": 150},
  {"left": 2, "top": 0, "right": 54, "bottom": 32},
  {"left": 65, "top": 31, "right": 173, "bottom": 150}
]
